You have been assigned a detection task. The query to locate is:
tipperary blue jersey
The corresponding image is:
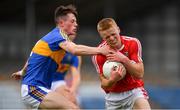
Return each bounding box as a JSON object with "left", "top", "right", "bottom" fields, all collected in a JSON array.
[
  {"left": 22, "top": 27, "right": 70, "bottom": 89},
  {"left": 53, "top": 52, "right": 79, "bottom": 82}
]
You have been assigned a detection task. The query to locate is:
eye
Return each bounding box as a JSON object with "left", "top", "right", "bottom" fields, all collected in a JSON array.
[
  {"left": 105, "top": 36, "right": 110, "bottom": 40},
  {"left": 71, "top": 20, "right": 74, "bottom": 23},
  {"left": 111, "top": 33, "right": 116, "bottom": 36},
  {"left": 71, "top": 19, "right": 77, "bottom": 24}
]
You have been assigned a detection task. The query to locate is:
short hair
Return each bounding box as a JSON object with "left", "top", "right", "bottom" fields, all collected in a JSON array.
[
  {"left": 54, "top": 4, "right": 77, "bottom": 24},
  {"left": 97, "top": 18, "right": 117, "bottom": 31}
]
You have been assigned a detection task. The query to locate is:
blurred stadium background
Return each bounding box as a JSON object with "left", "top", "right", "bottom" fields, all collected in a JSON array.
[{"left": 0, "top": 0, "right": 180, "bottom": 109}]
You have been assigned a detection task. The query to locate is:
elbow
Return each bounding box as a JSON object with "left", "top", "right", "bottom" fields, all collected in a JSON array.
[
  {"left": 70, "top": 46, "right": 81, "bottom": 55},
  {"left": 136, "top": 66, "right": 144, "bottom": 79},
  {"left": 66, "top": 43, "right": 79, "bottom": 55},
  {"left": 101, "top": 84, "right": 111, "bottom": 89},
  {"left": 101, "top": 80, "right": 115, "bottom": 89},
  {"left": 69, "top": 48, "right": 79, "bottom": 55},
  {"left": 70, "top": 49, "right": 76, "bottom": 55},
  {"left": 72, "top": 50, "right": 80, "bottom": 55},
  {"left": 133, "top": 69, "right": 144, "bottom": 79},
  {"left": 136, "top": 73, "right": 144, "bottom": 79}
]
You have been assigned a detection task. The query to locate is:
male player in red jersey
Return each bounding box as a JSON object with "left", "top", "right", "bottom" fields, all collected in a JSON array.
[{"left": 92, "top": 18, "right": 151, "bottom": 109}]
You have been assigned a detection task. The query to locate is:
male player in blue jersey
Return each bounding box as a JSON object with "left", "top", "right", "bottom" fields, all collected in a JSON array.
[
  {"left": 11, "top": 4, "right": 111, "bottom": 109},
  {"left": 12, "top": 38, "right": 81, "bottom": 106},
  {"left": 12, "top": 34, "right": 82, "bottom": 106}
]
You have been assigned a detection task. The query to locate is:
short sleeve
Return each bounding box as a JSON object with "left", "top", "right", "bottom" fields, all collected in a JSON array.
[
  {"left": 129, "top": 38, "right": 143, "bottom": 63},
  {"left": 71, "top": 56, "right": 79, "bottom": 69},
  {"left": 42, "top": 28, "right": 66, "bottom": 51},
  {"left": 92, "top": 54, "right": 106, "bottom": 74}
]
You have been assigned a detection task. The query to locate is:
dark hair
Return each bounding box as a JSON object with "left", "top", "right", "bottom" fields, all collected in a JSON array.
[{"left": 54, "top": 4, "right": 77, "bottom": 24}]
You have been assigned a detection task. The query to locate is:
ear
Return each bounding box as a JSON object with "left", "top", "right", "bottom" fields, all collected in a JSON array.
[{"left": 58, "top": 19, "right": 64, "bottom": 27}]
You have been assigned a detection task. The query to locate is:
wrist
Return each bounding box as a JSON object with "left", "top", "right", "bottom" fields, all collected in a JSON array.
[
  {"left": 97, "top": 48, "right": 102, "bottom": 54},
  {"left": 20, "top": 69, "right": 26, "bottom": 76},
  {"left": 108, "top": 78, "right": 116, "bottom": 86},
  {"left": 121, "top": 56, "right": 129, "bottom": 64}
]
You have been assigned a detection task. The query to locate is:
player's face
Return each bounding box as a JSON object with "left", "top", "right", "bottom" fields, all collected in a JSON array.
[
  {"left": 61, "top": 13, "right": 78, "bottom": 37},
  {"left": 99, "top": 26, "right": 121, "bottom": 48}
]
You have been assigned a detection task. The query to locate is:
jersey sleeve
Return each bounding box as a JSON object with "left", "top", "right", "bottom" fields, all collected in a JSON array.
[
  {"left": 92, "top": 54, "right": 106, "bottom": 74},
  {"left": 129, "top": 38, "right": 143, "bottom": 63},
  {"left": 58, "top": 29, "right": 71, "bottom": 46},
  {"left": 41, "top": 28, "right": 66, "bottom": 51},
  {"left": 71, "top": 56, "right": 79, "bottom": 69}
]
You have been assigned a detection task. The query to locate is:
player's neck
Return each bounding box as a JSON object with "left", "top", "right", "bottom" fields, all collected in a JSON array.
[{"left": 110, "top": 42, "right": 123, "bottom": 51}]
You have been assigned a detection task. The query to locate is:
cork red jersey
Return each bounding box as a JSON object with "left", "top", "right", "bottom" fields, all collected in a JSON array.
[{"left": 92, "top": 35, "right": 144, "bottom": 93}]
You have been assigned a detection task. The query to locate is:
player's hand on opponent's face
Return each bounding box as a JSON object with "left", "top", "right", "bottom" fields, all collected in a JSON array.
[
  {"left": 106, "top": 51, "right": 128, "bottom": 63},
  {"left": 109, "top": 66, "right": 124, "bottom": 82},
  {"left": 11, "top": 70, "right": 23, "bottom": 80},
  {"left": 99, "top": 45, "right": 114, "bottom": 55}
]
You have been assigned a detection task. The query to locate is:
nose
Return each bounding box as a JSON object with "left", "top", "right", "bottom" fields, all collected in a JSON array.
[
  {"left": 75, "top": 22, "right": 78, "bottom": 28},
  {"left": 109, "top": 36, "right": 114, "bottom": 40}
]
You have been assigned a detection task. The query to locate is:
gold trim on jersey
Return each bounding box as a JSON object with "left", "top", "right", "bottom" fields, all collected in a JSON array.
[
  {"left": 32, "top": 40, "right": 66, "bottom": 64},
  {"left": 50, "top": 50, "right": 66, "bottom": 64},
  {"left": 60, "top": 30, "right": 70, "bottom": 41},
  {"left": 32, "top": 40, "right": 52, "bottom": 56}
]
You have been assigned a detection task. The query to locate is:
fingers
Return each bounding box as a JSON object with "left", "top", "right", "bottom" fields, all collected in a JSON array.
[
  {"left": 106, "top": 55, "right": 116, "bottom": 61},
  {"left": 109, "top": 51, "right": 116, "bottom": 54},
  {"left": 110, "top": 66, "right": 120, "bottom": 78},
  {"left": 11, "top": 72, "right": 21, "bottom": 80},
  {"left": 108, "top": 50, "right": 115, "bottom": 54},
  {"left": 111, "top": 66, "right": 123, "bottom": 78},
  {"left": 106, "top": 50, "right": 114, "bottom": 55},
  {"left": 106, "top": 52, "right": 118, "bottom": 61},
  {"left": 117, "top": 66, "right": 123, "bottom": 76},
  {"left": 106, "top": 54, "right": 113, "bottom": 58},
  {"left": 11, "top": 73, "right": 15, "bottom": 78}
]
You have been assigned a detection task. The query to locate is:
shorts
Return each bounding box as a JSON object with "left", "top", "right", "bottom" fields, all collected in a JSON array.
[
  {"left": 51, "top": 80, "right": 66, "bottom": 91},
  {"left": 21, "top": 84, "right": 51, "bottom": 109},
  {"left": 105, "top": 87, "right": 149, "bottom": 110}
]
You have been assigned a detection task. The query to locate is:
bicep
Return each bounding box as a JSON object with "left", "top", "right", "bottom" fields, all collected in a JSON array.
[
  {"left": 92, "top": 55, "right": 105, "bottom": 74},
  {"left": 59, "top": 41, "right": 76, "bottom": 53},
  {"left": 129, "top": 39, "right": 143, "bottom": 63}
]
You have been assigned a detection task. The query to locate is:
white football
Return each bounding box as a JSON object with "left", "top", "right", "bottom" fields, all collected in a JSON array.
[{"left": 102, "top": 60, "right": 126, "bottom": 79}]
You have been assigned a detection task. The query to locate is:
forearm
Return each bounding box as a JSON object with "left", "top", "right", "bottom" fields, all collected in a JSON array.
[
  {"left": 21, "top": 61, "right": 28, "bottom": 76},
  {"left": 121, "top": 58, "right": 144, "bottom": 79},
  {"left": 100, "top": 74, "right": 116, "bottom": 88},
  {"left": 70, "top": 67, "right": 81, "bottom": 92},
  {"left": 73, "top": 44, "right": 101, "bottom": 55},
  {"left": 60, "top": 41, "right": 102, "bottom": 56},
  {"left": 70, "top": 74, "right": 80, "bottom": 92}
]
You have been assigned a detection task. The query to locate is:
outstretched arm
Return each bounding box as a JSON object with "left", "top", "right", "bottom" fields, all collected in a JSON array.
[{"left": 59, "top": 41, "right": 111, "bottom": 56}]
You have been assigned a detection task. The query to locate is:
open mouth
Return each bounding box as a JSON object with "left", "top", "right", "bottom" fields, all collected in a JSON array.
[
  {"left": 73, "top": 28, "right": 77, "bottom": 33},
  {"left": 110, "top": 41, "right": 117, "bottom": 45}
]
